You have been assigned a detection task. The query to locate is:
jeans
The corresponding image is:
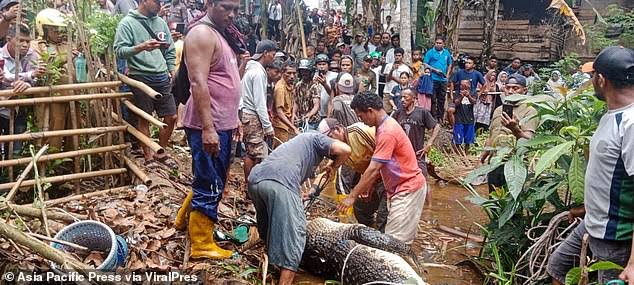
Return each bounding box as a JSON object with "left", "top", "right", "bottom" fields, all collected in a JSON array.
[
  {"left": 431, "top": 81, "right": 448, "bottom": 121},
  {"left": 267, "top": 19, "right": 280, "bottom": 41}
]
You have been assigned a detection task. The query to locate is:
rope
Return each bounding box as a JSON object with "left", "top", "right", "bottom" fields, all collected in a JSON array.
[
  {"left": 340, "top": 244, "right": 362, "bottom": 285},
  {"left": 515, "top": 211, "right": 580, "bottom": 285}
]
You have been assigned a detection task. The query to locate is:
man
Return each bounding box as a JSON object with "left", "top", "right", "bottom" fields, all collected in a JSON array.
[
  {"left": 316, "top": 41, "right": 328, "bottom": 55},
  {"left": 392, "top": 88, "right": 440, "bottom": 179},
  {"left": 339, "top": 92, "right": 427, "bottom": 244},
  {"left": 248, "top": 133, "right": 351, "bottom": 285},
  {"left": 114, "top": 0, "right": 178, "bottom": 167},
  {"left": 351, "top": 33, "right": 368, "bottom": 70},
  {"left": 368, "top": 33, "right": 381, "bottom": 53},
  {"left": 385, "top": 33, "right": 400, "bottom": 64},
  {"left": 295, "top": 59, "right": 321, "bottom": 130},
  {"left": 480, "top": 74, "right": 539, "bottom": 192},
  {"left": 328, "top": 72, "right": 358, "bottom": 127},
  {"left": 324, "top": 18, "right": 338, "bottom": 48},
  {"left": 272, "top": 62, "right": 298, "bottom": 148},
  {"left": 0, "top": 24, "right": 43, "bottom": 159},
  {"left": 383, "top": 48, "right": 411, "bottom": 114},
  {"left": 482, "top": 55, "right": 498, "bottom": 74},
  {"left": 375, "top": 32, "right": 392, "bottom": 56},
  {"left": 314, "top": 53, "right": 336, "bottom": 119},
  {"left": 179, "top": 0, "right": 242, "bottom": 260},
  {"left": 240, "top": 40, "right": 278, "bottom": 183},
  {"left": 98, "top": 0, "right": 115, "bottom": 14},
  {"left": 265, "top": 60, "right": 283, "bottom": 127},
  {"left": 319, "top": 118, "right": 389, "bottom": 231},
  {"left": 306, "top": 45, "right": 316, "bottom": 59},
  {"left": 267, "top": 0, "right": 282, "bottom": 41},
  {"left": 449, "top": 56, "right": 485, "bottom": 150},
  {"left": 355, "top": 54, "right": 377, "bottom": 94},
  {"left": 382, "top": 15, "right": 395, "bottom": 34},
  {"left": 0, "top": 0, "right": 20, "bottom": 39},
  {"left": 503, "top": 57, "right": 521, "bottom": 75},
  {"left": 424, "top": 35, "right": 453, "bottom": 122},
  {"left": 113, "top": 0, "right": 138, "bottom": 15},
  {"left": 547, "top": 46, "right": 634, "bottom": 285}
]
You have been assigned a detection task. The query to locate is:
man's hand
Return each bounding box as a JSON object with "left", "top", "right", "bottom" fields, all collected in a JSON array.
[
  {"left": 265, "top": 129, "right": 275, "bottom": 139},
  {"left": 418, "top": 144, "right": 432, "bottom": 158},
  {"left": 240, "top": 52, "right": 251, "bottom": 63},
  {"left": 202, "top": 128, "right": 221, "bottom": 156},
  {"left": 291, "top": 126, "right": 300, "bottom": 135},
  {"left": 567, "top": 206, "right": 586, "bottom": 223},
  {"left": 480, "top": 150, "right": 491, "bottom": 164},
  {"left": 337, "top": 195, "right": 356, "bottom": 212},
  {"left": 619, "top": 262, "right": 634, "bottom": 282},
  {"left": 232, "top": 124, "right": 243, "bottom": 142},
  {"left": 135, "top": 39, "right": 163, "bottom": 53},
  {"left": 501, "top": 112, "right": 521, "bottom": 132},
  {"left": 32, "top": 60, "right": 47, "bottom": 78},
  {"left": 3, "top": 5, "right": 19, "bottom": 21},
  {"left": 315, "top": 74, "right": 327, "bottom": 87},
  {"left": 12, "top": 80, "right": 31, "bottom": 93}
]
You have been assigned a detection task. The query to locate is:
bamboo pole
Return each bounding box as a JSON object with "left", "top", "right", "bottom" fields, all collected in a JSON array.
[
  {"left": 27, "top": 232, "right": 90, "bottom": 252},
  {"left": 45, "top": 186, "right": 132, "bottom": 207},
  {"left": 68, "top": 101, "right": 81, "bottom": 193},
  {"left": 105, "top": 99, "right": 114, "bottom": 184},
  {"left": 4, "top": 145, "right": 49, "bottom": 202},
  {"left": 0, "top": 81, "right": 121, "bottom": 98},
  {"left": 296, "top": 3, "right": 308, "bottom": 58},
  {"left": 7, "top": 108, "right": 14, "bottom": 181},
  {"left": 0, "top": 168, "right": 128, "bottom": 191},
  {"left": 0, "top": 144, "right": 127, "bottom": 168},
  {"left": 0, "top": 126, "right": 127, "bottom": 143},
  {"left": 116, "top": 73, "right": 162, "bottom": 99},
  {"left": 0, "top": 220, "right": 93, "bottom": 273},
  {"left": 111, "top": 112, "right": 164, "bottom": 155},
  {"left": 121, "top": 99, "right": 167, "bottom": 128},
  {"left": 4, "top": 204, "right": 86, "bottom": 222},
  {"left": 123, "top": 157, "right": 151, "bottom": 186},
  {"left": 0, "top": 92, "right": 132, "bottom": 108}
]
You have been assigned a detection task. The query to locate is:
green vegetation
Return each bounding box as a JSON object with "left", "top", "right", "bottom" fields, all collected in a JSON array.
[{"left": 585, "top": 4, "right": 634, "bottom": 53}]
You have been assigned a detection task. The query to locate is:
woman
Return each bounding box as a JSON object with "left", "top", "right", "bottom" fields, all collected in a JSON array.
[
  {"left": 547, "top": 70, "right": 566, "bottom": 98},
  {"left": 520, "top": 64, "right": 541, "bottom": 87},
  {"left": 474, "top": 70, "right": 497, "bottom": 134},
  {"left": 494, "top": 71, "right": 508, "bottom": 109}
]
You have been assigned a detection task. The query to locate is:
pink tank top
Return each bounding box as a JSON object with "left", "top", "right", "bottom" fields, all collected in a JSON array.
[{"left": 182, "top": 25, "right": 240, "bottom": 131}]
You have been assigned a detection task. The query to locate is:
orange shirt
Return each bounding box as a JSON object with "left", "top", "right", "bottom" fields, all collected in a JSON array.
[{"left": 372, "top": 116, "right": 425, "bottom": 198}]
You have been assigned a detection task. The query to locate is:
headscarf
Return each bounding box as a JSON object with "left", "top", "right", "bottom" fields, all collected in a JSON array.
[{"left": 496, "top": 71, "right": 509, "bottom": 89}]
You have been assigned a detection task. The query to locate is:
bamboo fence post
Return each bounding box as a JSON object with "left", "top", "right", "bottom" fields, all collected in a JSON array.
[
  {"left": 44, "top": 186, "right": 132, "bottom": 207},
  {"left": 3, "top": 204, "right": 86, "bottom": 222},
  {"left": 105, "top": 98, "right": 114, "bottom": 186},
  {"left": 114, "top": 99, "right": 126, "bottom": 183},
  {"left": 31, "top": 149, "right": 51, "bottom": 237},
  {"left": 111, "top": 112, "right": 164, "bottom": 155},
  {"left": 121, "top": 99, "right": 167, "bottom": 128},
  {"left": 0, "top": 144, "right": 127, "bottom": 168},
  {"left": 0, "top": 92, "right": 133, "bottom": 107},
  {"left": 296, "top": 3, "right": 308, "bottom": 58},
  {"left": 7, "top": 108, "right": 14, "bottom": 181},
  {"left": 4, "top": 145, "right": 49, "bottom": 203},
  {"left": 69, "top": 101, "right": 81, "bottom": 194},
  {"left": 0, "top": 82, "right": 122, "bottom": 98},
  {"left": 116, "top": 73, "right": 162, "bottom": 99},
  {"left": 0, "top": 168, "right": 128, "bottom": 191},
  {"left": 123, "top": 156, "right": 151, "bottom": 186},
  {"left": 0, "top": 220, "right": 93, "bottom": 273},
  {"left": 0, "top": 126, "right": 127, "bottom": 143}
]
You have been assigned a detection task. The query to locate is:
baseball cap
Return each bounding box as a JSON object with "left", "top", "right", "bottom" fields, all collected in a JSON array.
[
  {"left": 355, "top": 32, "right": 364, "bottom": 37},
  {"left": 363, "top": 55, "right": 373, "bottom": 62},
  {"left": 506, "top": 73, "right": 527, "bottom": 87},
  {"left": 336, "top": 42, "right": 345, "bottom": 48},
  {"left": 252, "top": 40, "right": 278, "bottom": 60},
  {"left": 337, "top": 72, "right": 355, "bottom": 94},
  {"left": 370, "top": 51, "right": 382, "bottom": 59},
  {"left": 0, "top": 0, "right": 17, "bottom": 10},
  {"left": 582, "top": 46, "right": 634, "bottom": 82},
  {"left": 318, "top": 118, "right": 340, "bottom": 135}
]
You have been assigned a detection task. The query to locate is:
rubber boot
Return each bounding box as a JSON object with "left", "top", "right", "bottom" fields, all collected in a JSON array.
[
  {"left": 188, "top": 211, "right": 233, "bottom": 260},
  {"left": 173, "top": 190, "right": 193, "bottom": 231}
]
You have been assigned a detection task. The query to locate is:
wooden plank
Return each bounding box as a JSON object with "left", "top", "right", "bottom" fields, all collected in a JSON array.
[{"left": 494, "top": 51, "right": 551, "bottom": 62}]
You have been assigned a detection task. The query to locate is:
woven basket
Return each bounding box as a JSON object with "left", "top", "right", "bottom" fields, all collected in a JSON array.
[{"left": 50, "top": 220, "right": 125, "bottom": 271}]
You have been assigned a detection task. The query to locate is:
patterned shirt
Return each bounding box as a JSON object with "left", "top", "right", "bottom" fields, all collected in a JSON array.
[{"left": 295, "top": 80, "right": 322, "bottom": 125}]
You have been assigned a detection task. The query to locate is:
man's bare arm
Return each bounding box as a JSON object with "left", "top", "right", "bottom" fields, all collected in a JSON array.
[{"left": 185, "top": 26, "right": 219, "bottom": 132}]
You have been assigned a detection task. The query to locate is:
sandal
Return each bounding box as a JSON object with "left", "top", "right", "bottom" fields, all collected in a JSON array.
[{"left": 155, "top": 155, "right": 179, "bottom": 169}]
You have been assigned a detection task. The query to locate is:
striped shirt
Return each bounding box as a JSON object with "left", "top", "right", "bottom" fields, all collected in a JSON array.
[{"left": 585, "top": 102, "right": 634, "bottom": 241}]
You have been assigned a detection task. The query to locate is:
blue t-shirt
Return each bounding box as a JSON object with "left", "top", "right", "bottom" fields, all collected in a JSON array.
[
  {"left": 423, "top": 48, "right": 453, "bottom": 82},
  {"left": 391, "top": 85, "right": 406, "bottom": 110},
  {"left": 451, "top": 69, "right": 486, "bottom": 96}
]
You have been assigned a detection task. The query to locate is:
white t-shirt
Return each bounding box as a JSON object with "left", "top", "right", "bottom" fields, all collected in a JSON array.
[
  {"left": 268, "top": 3, "right": 282, "bottom": 21},
  {"left": 316, "top": 71, "right": 338, "bottom": 117},
  {"left": 383, "top": 63, "right": 412, "bottom": 95},
  {"left": 584, "top": 102, "right": 634, "bottom": 241}
]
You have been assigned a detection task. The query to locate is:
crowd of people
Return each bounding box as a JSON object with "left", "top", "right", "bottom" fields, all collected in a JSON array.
[{"left": 0, "top": 0, "right": 632, "bottom": 284}]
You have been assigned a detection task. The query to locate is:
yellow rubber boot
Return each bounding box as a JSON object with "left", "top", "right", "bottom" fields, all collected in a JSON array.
[
  {"left": 188, "top": 211, "right": 233, "bottom": 260},
  {"left": 174, "top": 190, "right": 193, "bottom": 231}
]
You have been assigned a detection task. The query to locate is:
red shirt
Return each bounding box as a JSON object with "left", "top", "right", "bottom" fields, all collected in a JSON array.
[{"left": 372, "top": 116, "right": 426, "bottom": 198}]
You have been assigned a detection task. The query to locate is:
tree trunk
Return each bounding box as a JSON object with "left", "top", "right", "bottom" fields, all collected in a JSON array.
[
  {"left": 435, "top": 0, "right": 449, "bottom": 37},
  {"left": 446, "top": 0, "right": 464, "bottom": 54},
  {"left": 480, "top": 0, "right": 499, "bottom": 61},
  {"left": 411, "top": 0, "right": 417, "bottom": 48},
  {"left": 371, "top": 0, "right": 381, "bottom": 35},
  {"left": 399, "top": 0, "right": 412, "bottom": 64}
]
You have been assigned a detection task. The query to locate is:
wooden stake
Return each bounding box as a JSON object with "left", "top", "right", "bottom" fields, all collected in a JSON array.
[
  {"left": 0, "top": 168, "right": 128, "bottom": 191},
  {"left": 117, "top": 73, "right": 162, "bottom": 99},
  {"left": 0, "top": 92, "right": 132, "bottom": 108},
  {"left": 44, "top": 186, "right": 132, "bottom": 207},
  {"left": 111, "top": 112, "right": 164, "bottom": 155},
  {"left": 0, "top": 81, "right": 121, "bottom": 98},
  {"left": 0, "top": 220, "right": 93, "bottom": 272},
  {"left": 121, "top": 99, "right": 167, "bottom": 128},
  {"left": 123, "top": 157, "right": 151, "bottom": 186},
  {"left": 579, "top": 233, "right": 589, "bottom": 285},
  {"left": 7, "top": 108, "right": 14, "bottom": 181},
  {"left": 4, "top": 145, "right": 49, "bottom": 202},
  {"left": 296, "top": 3, "right": 307, "bottom": 58},
  {"left": 0, "top": 126, "right": 127, "bottom": 143},
  {"left": 68, "top": 101, "right": 81, "bottom": 194}
]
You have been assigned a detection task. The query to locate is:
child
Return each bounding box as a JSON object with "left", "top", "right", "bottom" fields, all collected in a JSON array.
[
  {"left": 453, "top": 79, "right": 476, "bottom": 152},
  {"left": 411, "top": 50, "right": 423, "bottom": 82},
  {"left": 390, "top": 72, "right": 411, "bottom": 112},
  {"left": 415, "top": 67, "right": 433, "bottom": 111},
  {"left": 473, "top": 91, "right": 493, "bottom": 135}
]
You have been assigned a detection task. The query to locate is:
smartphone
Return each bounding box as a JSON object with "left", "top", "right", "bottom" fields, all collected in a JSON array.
[
  {"left": 158, "top": 41, "right": 170, "bottom": 49},
  {"left": 176, "top": 23, "right": 186, "bottom": 34},
  {"left": 319, "top": 69, "right": 326, "bottom": 76},
  {"left": 502, "top": 104, "right": 513, "bottom": 118}
]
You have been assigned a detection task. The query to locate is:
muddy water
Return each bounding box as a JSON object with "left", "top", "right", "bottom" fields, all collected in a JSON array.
[{"left": 294, "top": 182, "right": 489, "bottom": 285}]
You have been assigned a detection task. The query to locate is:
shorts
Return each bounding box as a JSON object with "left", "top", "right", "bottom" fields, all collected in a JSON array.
[
  {"left": 248, "top": 179, "right": 306, "bottom": 271},
  {"left": 241, "top": 112, "right": 268, "bottom": 159},
  {"left": 129, "top": 74, "right": 176, "bottom": 117},
  {"left": 547, "top": 221, "right": 631, "bottom": 284},
  {"left": 385, "top": 185, "right": 427, "bottom": 244},
  {"left": 453, "top": 123, "right": 476, "bottom": 145}
]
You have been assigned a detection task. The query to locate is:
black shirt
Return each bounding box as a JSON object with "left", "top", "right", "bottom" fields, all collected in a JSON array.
[{"left": 392, "top": 107, "right": 437, "bottom": 152}]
